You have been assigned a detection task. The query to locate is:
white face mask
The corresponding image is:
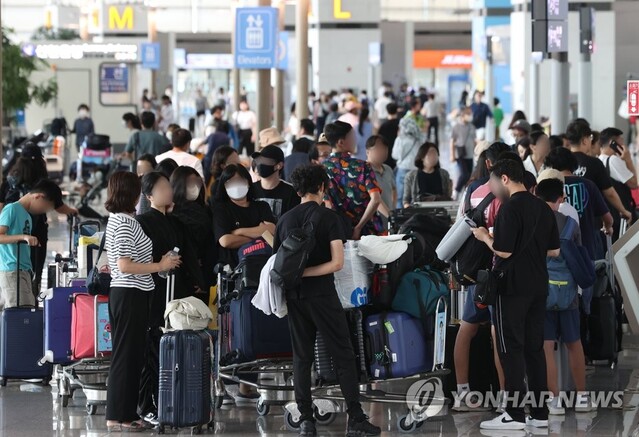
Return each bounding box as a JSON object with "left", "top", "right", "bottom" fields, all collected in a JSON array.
[
  {"left": 225, "top": 182, "right": 249, "bottom": 200},
  {"left": 186, "top": 185, "right": 200, "bottom": 201},
  {"left": 78, "top": 109, "right": 89, "bottom": 118}
]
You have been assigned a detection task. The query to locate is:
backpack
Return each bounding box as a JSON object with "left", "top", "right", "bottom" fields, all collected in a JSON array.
[
  {"left": 4, "top": 177, "right": 29, "bottom": 205},
  {"left": 450, "top": 192, "right": 496, "bottom": 285},
  {"left": 270, "top": 208, "right": 319, "bottom": 290},
  {"left": 391, "top": 266, "right": 449, "bottom": 327},
  {"left": 398, "top": 213, "right": 450, "bottom": 268},
  {"left": 560, "top": 218, "right": 596, "bottom": 289},
  {"left": 235, "top": 238, "right": 273, "bottom": 292},
  {"left": 547, "top": 219, "right": 581, "bottom": 311},
  {"left": 50, "top": 117, "right": 68, "bottom": 137}
]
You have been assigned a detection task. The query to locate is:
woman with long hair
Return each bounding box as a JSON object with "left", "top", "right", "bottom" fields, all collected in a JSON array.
[
  {"left": 207, "top": 146, "right": 241, "bottom": 206},
  {"left": 402, "top": 142, "right": 452, "bottom": 207}
]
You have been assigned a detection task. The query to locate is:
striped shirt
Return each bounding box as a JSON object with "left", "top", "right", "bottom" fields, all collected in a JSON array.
[{"left": 106, "top": 213, "right": 154, "bottom": 291}]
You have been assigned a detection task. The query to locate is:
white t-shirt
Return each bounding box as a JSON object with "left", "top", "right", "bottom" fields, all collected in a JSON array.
[
  {"left": 374, "top": 97, "right": 392, "bottom": 120},
  {"left": 598, "top": 154, "right": 634, "bottom": 184},
  {"left": 156, "top": 150, "right": 204, "bottom": 179},
  {"left": 523, "top": 156, "right": 544, "bottom": 178},
  {"left": 233, "top": 110, "right": 257, "bottom": 130},
  {"left": 423, "top": 99, "right": 438, "bottom": 118},
  {"left": 559, "top": 202, "right": 580, "bottom": 225}
]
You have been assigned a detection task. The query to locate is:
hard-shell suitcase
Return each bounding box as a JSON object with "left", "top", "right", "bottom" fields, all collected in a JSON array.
[
  {"left": 228, "top": 291, "right": 292, "bottom": 362},
  {"left": 70, "top": 294, "right": 111, "bottom": 359},
  {"left": 42, "top": 286, "right": 87, "bottom": 364},
  {"left": 0, "top": 242, "right": 53, "bottom": 386},
  {"left": 158, "top": 273, "right": 213, "bottom": 433},
  {"left": 314, "top": 309, "right": 368, "bottom": 385},
  {"left": 365, "top": 311, "right": 430, "bottom": 379}
]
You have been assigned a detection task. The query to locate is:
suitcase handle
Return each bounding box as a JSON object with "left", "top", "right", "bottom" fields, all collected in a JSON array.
[{"left": 14, "top": 241, "right": 33, "bottom": 309}]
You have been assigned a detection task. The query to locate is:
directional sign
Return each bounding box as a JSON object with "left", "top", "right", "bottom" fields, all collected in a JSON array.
[
  {"left": 141, "top": 42, "right": 160, "bottom": 70},
  {"left": 235, "top": 7, "right": 278, "bottom": 69},
  {"left": 277, "top": 31, "right": 289, "bottom": 70}
]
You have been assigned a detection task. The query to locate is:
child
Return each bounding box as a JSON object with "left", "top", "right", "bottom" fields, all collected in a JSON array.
[
  {"left": 0, "top": 179, "right": 63, "bottom": 309},
  {"left": 366, "top": 135, "right": 396, "bottom": 230}
]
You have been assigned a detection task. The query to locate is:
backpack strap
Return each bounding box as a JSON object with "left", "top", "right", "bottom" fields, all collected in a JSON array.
[{"left": 468, "top": 192, "right": 496, "bottom": 225}]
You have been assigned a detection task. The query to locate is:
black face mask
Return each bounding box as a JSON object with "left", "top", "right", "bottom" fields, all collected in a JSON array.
[{"left": 257, "top": 164, "right": 277, "bottom": 178}]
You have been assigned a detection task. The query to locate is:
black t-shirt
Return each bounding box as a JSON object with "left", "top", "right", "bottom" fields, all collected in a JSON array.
[
  {"left": 417, "top": 170, "right": 443, "bottom": 196},
  {"left": 273, "top": 202, "right": 347, "bottom": 299},
  {"left": 213, "top": 200, "right": 275, "bottom": 268},
  {"left": 378, "top": 118, "right": 400, "bottom": 168},
  {"left": 252, "top": 180, "right": 300, "bottom": 222},
  {"left": 573, "top": 152, "right": 613, "bottom": 192},
  {"left": 493, "top": 191, "right": 560, "bottom": 296}
]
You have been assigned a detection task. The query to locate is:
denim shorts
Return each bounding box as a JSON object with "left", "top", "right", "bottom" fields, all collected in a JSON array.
[{"left": 544, "top": 307, "right": 581, "bottom": 343}]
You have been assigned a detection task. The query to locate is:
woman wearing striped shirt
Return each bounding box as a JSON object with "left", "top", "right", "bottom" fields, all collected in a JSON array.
[{"left": 104, "top": 171, "right": 181, "bottom": 432}]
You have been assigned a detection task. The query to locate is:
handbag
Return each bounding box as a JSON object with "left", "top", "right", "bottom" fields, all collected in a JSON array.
[
  {"left": 87, "top": 233, "right": 111, "bottom": 296},
  {"left": 473, "top": 216, "right": 540, "bottom": 307}
]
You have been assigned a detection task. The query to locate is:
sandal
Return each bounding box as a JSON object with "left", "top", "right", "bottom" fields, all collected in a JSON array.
[{"left": 120, "top": 421, "right": 147, "bottom": 433}]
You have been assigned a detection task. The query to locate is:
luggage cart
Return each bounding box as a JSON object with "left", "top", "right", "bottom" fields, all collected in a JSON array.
[{"left": 214, "top": 264, "right": 450, "bottom": 433}]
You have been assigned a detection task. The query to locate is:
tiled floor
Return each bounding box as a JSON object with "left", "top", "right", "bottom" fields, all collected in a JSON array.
[{"left": 2, "top": 212, "right": 639, "bottom": 436}]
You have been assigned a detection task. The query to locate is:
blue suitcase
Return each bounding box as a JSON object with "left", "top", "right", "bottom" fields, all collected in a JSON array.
[
  {"left": 158, "top": 330, "right": 213, "bottom": 433},
  {"left": 365, "top": 312, "right": 431, "bottom": 379},
  {"left": 42, "top": 287, "right": 87, "bottom": 364},
  {"left": 0, "top": 243, "right": 53, "bottom": 386},
  {"left": 228, "top": 291, "right": 292, "bottom": 363}
]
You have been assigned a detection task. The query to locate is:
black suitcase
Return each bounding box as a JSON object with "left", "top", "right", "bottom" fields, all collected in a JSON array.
[
  {"left": 314, "top": 309, "right": 367, "bottom": 385},
  {"left": 157, "top": 274, "right": 213, "bottom": 433},
  {"left": 84, "top": 134, "right": 110, "bottom": 150},
  {"left": 0, "top": 242, "right": 53, "bottom": 386},
  {"left": 443, "top": 323, "right": 499, "bottom": 400},
  {"left": 389, "top": 207, "right": 451, "bottom": 234},
  {"left": 585, "top": 295, "right": 618, "bottom": 365}
]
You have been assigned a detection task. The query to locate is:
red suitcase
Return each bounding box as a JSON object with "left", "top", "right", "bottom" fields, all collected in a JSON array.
[{"left": 70, "top": 294, "right": 112, "bottom": 360}]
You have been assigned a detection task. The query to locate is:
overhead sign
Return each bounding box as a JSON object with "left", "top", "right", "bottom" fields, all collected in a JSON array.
[
  {"left": 89, "top": 4, "right": 148, "bottom": 35},
  {"left": 22, "top": 43, "right": 137, "bottom": 61},
  {"left": 100, "top": 65, "right": 128, "bottom": 93},
  {"left": 141, "top": 43, "right": 160, "bottom": 70},
  {"left": 235, "top": 7, "right": 278, "bottom": 69},
  {"left": 413, "top": 50, "right": 473, "bottom": 69},
  {"left": 186, "top": 54, "right": 234, "bottom": 70},
  {"left": 628, "top": 81, "right": 639, "bottom": 117}
]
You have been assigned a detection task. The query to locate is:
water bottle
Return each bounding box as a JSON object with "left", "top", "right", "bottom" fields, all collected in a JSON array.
[{"left": 158, "top": 247, "right": 180, "bottom": 278}]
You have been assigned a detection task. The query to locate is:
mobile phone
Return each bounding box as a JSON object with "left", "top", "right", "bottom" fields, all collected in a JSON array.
[{"left": 610, "top": 140, "right": 622, "bottom": 156}]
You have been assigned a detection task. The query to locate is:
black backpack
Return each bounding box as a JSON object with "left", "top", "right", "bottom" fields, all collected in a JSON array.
[
  {"left": 398, "top": 213, "right": 450, "bottom": 268},
  {"left": 270, "top": 208, "right": 319, "bottom": 290},
  {"left": 451, "top": 192, "right": 496, "bottom": 285}
]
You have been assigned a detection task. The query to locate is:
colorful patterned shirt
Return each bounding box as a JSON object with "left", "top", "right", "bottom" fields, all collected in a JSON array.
[{"left": 323, "top": 152, "right": 384, "bottom": 236}]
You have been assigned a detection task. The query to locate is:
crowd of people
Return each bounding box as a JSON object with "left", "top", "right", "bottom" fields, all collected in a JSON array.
[{"left": 1, "top": 80, "right": 637, "bottom": 435}]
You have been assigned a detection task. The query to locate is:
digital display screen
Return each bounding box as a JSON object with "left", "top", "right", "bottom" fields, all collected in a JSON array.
[
  {"left": 547, "top": 21, "right": 568, "bottom": 53},
  {"left": 532, "top": 0, "right": 568, "bottom": 21}
]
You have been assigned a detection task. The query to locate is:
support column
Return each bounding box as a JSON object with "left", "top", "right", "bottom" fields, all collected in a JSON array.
[
  {"left": 550, "top": 52, "right": 570, "bottom": 135},
  {"left": 231, "top": 2, "right": 241, "bottom": 116},
  {"left": 529, "top": 57, "right": 540, "bottom": 124},
  {"left": 274, "top": 0, "right": 286, "bottom": 132},
  {"left": 578, "top": 52, "right": 592, "bottom": 121},
  {"left": 256, "top": 0, "right": 273, "bottom": 136},
  {"left": 296, "top": 0, "right": 309, "bottom": 120}
]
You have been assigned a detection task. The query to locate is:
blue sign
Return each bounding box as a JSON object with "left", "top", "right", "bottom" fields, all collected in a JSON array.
[
  {"left": 100, "top": 65, "right": 129, "bottom": 93},
  {"left": 141, "top": 42, "right": 161, "bottom": 70},
  {"left": 277, "top": 31, "right": 289, "bottom": 70},
  {"left": 235, "top": 7, "right": 278, "bottom": 69}
]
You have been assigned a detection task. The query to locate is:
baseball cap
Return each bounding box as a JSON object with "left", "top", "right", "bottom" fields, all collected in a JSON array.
[
  {"left": 258, "top": 127, "right": 285, "bottom": 149},
  {"left": 22, "top": 142, "right": 43, "bottom": 159},
  {"left": 316, "top": 133, "right": 330, "bottom": 146},
  {"left": 512, "top": 119, "right": 531, "bottom": 134},
  {"left": 537, "top": 168, "right": 565, "bottom": 184},
  {"left": 252, "top": 145, "right": 284, "bottom": 163}
]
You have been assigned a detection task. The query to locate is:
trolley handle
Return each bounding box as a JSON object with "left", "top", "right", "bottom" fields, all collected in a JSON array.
[{"left": 431, "top": 296, "right": 448, "bottom": 372}]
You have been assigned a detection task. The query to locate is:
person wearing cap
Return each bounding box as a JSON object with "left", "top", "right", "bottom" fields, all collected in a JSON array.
[
  {"left": 310, "top": 134, "right": 332, "bottom": 165},
  {"left": 338, "top": 100, "right": 360, "bottom": 128},
  {"left": 252, "top": 145, "right": 300, "bottom": 222},
  {"left": 155, "top": 128, "right": 204, "bottom": 179},
  {"left": 323, "top": 121, "right": 383, "bottom": 240},
  {"left": 511, "top": 119, "right": 531, "bottom": 144}
]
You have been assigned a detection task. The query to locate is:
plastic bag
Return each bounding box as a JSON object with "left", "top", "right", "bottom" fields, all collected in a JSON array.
[{"left": 334, "top": 241, "right": 374, "bottom": 308}]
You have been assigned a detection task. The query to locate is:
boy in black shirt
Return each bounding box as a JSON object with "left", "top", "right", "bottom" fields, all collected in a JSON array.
[
  {"left": 252, "top": 145, "right": 300, "bottom": 221},
  {"left": 472, "top": 159, "right": 560, "bottom": 431},
  {"left": 274, "top": 165, "right": 380, "bottom": 437}
]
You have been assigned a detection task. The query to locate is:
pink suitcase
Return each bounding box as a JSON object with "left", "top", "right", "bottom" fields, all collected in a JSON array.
[{"left": 70, "top": 294, "right": 112, "bottom": 359}]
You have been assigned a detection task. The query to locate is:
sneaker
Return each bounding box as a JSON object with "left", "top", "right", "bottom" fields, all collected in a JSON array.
[
  {"left": 141, "top": 412, "right": 159, "bottom": 427},
  {"left": 575, "top": 393, "right": 597, "bottom": 413},
  {"left": 299, "top": 420, "right": 317, "bottom": 436},
  {"left": 346, "top": 416, "right": 381, "bottom": 436},
  {"left": 526, "top": 416, "right": 549, "bottom": 428},
  {"left": 480, "top": 412, "right": 525, "bottom": 430},
  {"left": 547, "top": 396, "right": 565, "bottom": 415},
  {"left": 235, "top": 391, "right": 260, "bottom": 404}
]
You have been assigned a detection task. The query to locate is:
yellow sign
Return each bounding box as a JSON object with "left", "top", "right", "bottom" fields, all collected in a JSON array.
[
  {"left": 333, "top": 0, "right": 352, "bottom": 19},
  {"left": 108, "top": 5, "right": 134, "bottom": 31}
]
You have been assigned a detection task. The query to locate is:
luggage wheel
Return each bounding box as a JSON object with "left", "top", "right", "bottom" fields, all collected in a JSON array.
[
  {"left": 397, "top": 413, "right": 424, "bottom": 434},
  {"left": 86, "top": 404, "right": 98, "bottom": 415},
  {"left": 313, "top": 399, "right": 339, "bottom": 426},
  {"left": 256, "top": 399, "right": 270, "bottom": 416},
  {"left": 284, "top": 403, "right": 302, "bottom": 431}
]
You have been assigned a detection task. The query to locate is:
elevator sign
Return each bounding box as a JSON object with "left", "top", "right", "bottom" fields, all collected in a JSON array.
[
  {"left": 235, "top": 7, "right": 278, "bottom": 69},
  {"left": 628, "top": 81, "right": 639, "bottom": 116}
]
